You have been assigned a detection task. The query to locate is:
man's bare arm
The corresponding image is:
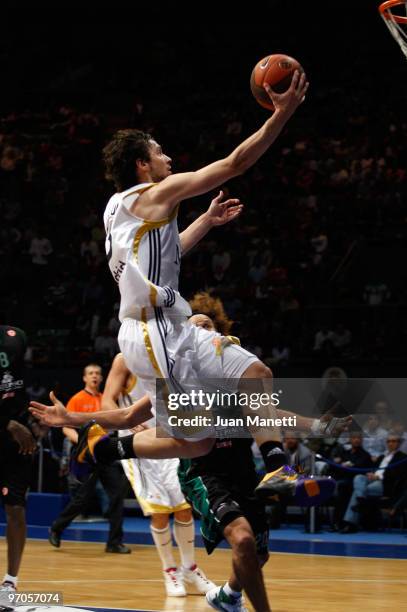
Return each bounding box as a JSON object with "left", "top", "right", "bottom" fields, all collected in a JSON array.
[
  {"left": 143, "top": 73, "right": 308, "bottom": 212},
  {"left": 102, "top": 353, "right": 130, "bottom": 412},
  {"left": 179, "top": 190, "right": 243, "bottom": 255},
  {"left": 95, "top": 400, "right": 153, "bottom": 429},
  {"left": 30, "top": 392, "right": 152, "bottom": 430}
]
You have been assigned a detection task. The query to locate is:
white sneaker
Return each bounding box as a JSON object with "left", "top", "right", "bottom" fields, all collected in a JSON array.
[
  {"left": 182, "top": 564, "right": 216, "bottom": 594},
  {"left": 0, "top": 581, "right": 17, "bottom": 592},
  {"left": 163, "top": 568, "right": 186, "bottom": 597}
]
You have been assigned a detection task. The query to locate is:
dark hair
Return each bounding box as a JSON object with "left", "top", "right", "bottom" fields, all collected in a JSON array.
[
  {"left": 103, "top": 129, "right": 152, "bottom": 192},
  {"left": 387, "top": 431, "right": 401, "bottom": 442}
]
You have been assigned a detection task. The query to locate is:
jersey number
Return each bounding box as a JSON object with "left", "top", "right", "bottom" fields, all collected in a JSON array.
[
  {"left": 0, "top": 352, "right": 10, "bottom": 367},
  {"left": 106, "top": 233, "right": 113, "bottom": 263}
]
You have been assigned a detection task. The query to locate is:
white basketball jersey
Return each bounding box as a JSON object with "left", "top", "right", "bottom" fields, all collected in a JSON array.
[{"left": 103, "top": 182, "right": 191, "bottom": 322}]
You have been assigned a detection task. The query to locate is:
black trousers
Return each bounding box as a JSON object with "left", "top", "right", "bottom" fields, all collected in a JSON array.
[
  {"left": 333, "top": 478, "right": 353, "bottom": 525},
  {"left": 52, "top": 462, "right": 127, "bottom": 546}
]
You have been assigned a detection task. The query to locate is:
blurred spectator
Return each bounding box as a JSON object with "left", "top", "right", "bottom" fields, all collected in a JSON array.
[
  {"left": 392, "top": 421, "right": 407, "bottom": 454},
  {"left": 211, "top": 245, "right": 231, "bottom": 283},
  {"left": 279, "top": 289, "right": 300, "bottom": 315},
  {"left": 373, "top": 400, "right": 393, "bottom": 431},
  {"left": 82, "top": 276, "right": 104, "bottom": 311},
  {"left": 29, "top": 230, "right": 53, "bottom": 266},
  {"left": 283, "top": 434, "right": 312, "bottom": 473},
  {"left": 341, "top": 433, "right": 407, "bottom": 533},
  {"left": 269, "top": 434, "right": 314, "bottom": 531},
  {"left": 248, "top": 255, "right": 267, "bottom": 285},
  {"left": 88, "top": 309, "right": 102, "bottom": 342},
  {"left": 330, "top": 433, "right": 372, "bottom": 530},
  {"left": 269, "top": 342, "right": 290, "bottom": 367},
  {"left": 107, "top": 309, "right": 121, "bottom": 336},
  {"left": 363, "top": 414, "right": 388, "bottom": 461},
  {"left": 107, "top": 315, "right": 121, "bottom": 337},
  {"left": 80, "top": 231, "right": 100, "bottom": 262},
  {"left": 314, "top": 326, "right": 334, "bottom": 352},
  {"left": 363, "top": 282, "right": 390, "bottom": 306},
  {"left": 331, "top": 323, "right": 352, "bottom": 354},
  {"left": 310, "top": 229, "right": 328, "bottom": 266},
  {"left": 26, "top": 380, "right": 47, "bottom": 403}
]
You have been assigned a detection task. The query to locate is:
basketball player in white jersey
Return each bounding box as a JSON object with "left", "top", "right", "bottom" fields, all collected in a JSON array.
[
  {"left": 102, "top": 353, "right": 215, "bottom": 597},
  {"left": 31, "top": 73, "right": 343, "bottom": 507},
  {"left": 98, "top": 69, "right": 339, "bottom": 501}
]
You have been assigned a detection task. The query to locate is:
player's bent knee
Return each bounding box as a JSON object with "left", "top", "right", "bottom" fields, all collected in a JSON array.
[
  {"left": 225, "top": 525, "right": 257, "bottom": 557},
  {"left": 255, "top": 362, "right": 273, "bottom": 379},
  {"left": 241, "top": 361, "right": 273, "bottom": 380},
  {"left": 233, "top": 532, "right": 257, "bottom": 558}
]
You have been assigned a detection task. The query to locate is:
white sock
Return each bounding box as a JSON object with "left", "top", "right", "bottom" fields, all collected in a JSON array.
[
  {"left": 223, "top": 582, "right": 242, "bottom": 598},
  {"left": 173, "top": 519, "right": 195, "bottom": 570},
  {"left": 150, "top": 524, "right": 176, "bottom": 570},
  {"left": 3, "top": 574, "right": 17, "bottom": 587}
]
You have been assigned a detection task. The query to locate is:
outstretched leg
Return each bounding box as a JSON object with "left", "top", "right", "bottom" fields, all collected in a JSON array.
[
  {"left": 76, "top": 423, "right": 214, "bottom": 467},
  {"left": 239, "top": 360, "right": 336, "bottom": 506}
]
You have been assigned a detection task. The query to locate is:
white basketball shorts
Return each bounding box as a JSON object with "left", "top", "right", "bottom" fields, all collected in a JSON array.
[
  {"left": 118, "top": 307, "right": 258, "bottom": 438},
  {"left": 119, "top": 429, "right": 190, "bottom": 515}
]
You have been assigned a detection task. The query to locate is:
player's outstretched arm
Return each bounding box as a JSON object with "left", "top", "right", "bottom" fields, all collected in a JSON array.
[
  {"left": 179, "top": 190, "right": 243, "bottom": 255},
  {"left": 30, "top": 392, "right": 74, "bottom": 427},
  {"left": 153, "top": 71, "right": 308, "bottom": 207},
  {"left": 30, "top": 392, "right": 152, "bottom": 429}
]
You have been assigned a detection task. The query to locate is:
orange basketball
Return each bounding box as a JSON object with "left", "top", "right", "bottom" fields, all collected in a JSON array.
[{"left": 250, "top": 53, "right": 303, "bottom": 110}]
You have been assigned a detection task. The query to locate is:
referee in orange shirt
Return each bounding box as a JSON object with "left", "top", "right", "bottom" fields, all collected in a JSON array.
[{"left": 49, "top": 363, "right": 130, "bottom": 553}]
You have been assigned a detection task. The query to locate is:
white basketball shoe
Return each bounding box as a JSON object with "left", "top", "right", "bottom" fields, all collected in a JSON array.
[
  {"left": 182, "top": 564, "right": 216, "bottom": 594},
  {"left": 163, "top": 568, "right": 186, "bottom": 597}
]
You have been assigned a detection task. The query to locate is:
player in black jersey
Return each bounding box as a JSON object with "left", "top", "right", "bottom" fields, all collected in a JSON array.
[
  {"left": 179, "top": 307, "right": 270, "bottom": 611},
  {"left": 0, "top": 325, "right": 29, "bottom": 429},
  {"left": 0, "top": 325, "right": 37, "bottom": 594}
]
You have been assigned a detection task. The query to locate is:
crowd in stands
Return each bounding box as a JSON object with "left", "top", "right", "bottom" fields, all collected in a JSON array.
[
  {"left": 256, "top": 400, "right": 407, "bottom": 532},
  {"left": 1, "top": 84, "right": 406, "bottom": 374}
]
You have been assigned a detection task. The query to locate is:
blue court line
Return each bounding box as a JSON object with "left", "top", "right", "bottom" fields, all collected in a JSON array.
[{"left": 1, "top": 519, "right": 406, "bottom": 559}]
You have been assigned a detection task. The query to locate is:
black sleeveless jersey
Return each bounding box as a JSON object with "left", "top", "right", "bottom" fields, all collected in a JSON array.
[{"left": 0, "top": 325, "right": 28, "bottom": 428}]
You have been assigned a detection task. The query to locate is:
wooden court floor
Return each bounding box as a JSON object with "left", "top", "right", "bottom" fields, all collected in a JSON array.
[{"left": 1, "top": 539, "right": 406, "bottom": 611}]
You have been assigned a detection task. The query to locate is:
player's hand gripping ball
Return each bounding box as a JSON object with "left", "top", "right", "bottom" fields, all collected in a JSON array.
[{"left": 250, "top": 53, "right": 304, "bottom": 110}]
